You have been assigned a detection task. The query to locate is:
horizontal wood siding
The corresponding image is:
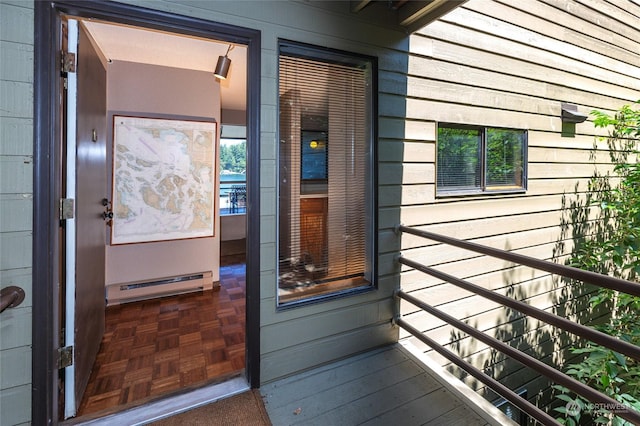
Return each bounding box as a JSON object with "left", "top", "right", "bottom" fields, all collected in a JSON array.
[
  {"left": 0, "top": 1, "right": 34, "bottom": 425},
  {"left": 398, "top": 0, "right": 640, "bottom": 414}
]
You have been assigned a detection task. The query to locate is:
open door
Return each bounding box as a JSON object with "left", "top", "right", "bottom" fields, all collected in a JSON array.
[{"left": 63, "top": 19, "right": 108, "bottom": 418}]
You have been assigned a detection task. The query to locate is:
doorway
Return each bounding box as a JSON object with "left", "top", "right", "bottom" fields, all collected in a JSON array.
[
  {"left": 33, "top": 2, "right": 260, "bottom": 424},
  {"left": 66, "top": 17, "right": 246, "bottom": 419}
]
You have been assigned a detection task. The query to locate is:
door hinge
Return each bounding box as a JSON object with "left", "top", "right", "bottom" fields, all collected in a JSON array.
[
  {"left": 58, "top": 346, "right": 73, "bottom": 369},
  {"left": 60, "top": 198, "right": 75, "bottom": 220},
  {"left": 61, "top": 51, "right": 76, "bottom": 73}
]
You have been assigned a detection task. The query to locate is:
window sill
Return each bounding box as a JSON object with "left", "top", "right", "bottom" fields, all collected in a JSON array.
[
  {"left": 436, "top": 188, "right": 527, "bottom": 199},
  {"left": 277, "top": 276, "right": 373, "bottom": 309}
]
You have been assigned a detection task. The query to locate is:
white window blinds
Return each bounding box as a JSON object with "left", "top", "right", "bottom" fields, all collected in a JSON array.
[{"left": 278, "top": 47, "right": 374, "bottom": 304}]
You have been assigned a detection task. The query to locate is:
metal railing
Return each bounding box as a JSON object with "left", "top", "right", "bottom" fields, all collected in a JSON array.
[
  {"left": 395, "top": 224, "right": 640, "bottom": 426},
  {"left": 220, "top": 180, "right": 247, "bottom": 214},
  {"left": 0, "top": 286, "right": 25, "bottom": 314}
]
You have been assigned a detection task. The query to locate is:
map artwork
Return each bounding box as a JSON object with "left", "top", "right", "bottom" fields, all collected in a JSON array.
[{"left": 112, "top": 116, "right": 216, "bottom": 244}]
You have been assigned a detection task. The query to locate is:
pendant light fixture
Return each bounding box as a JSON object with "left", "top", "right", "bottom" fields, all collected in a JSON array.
[{"left": 214, "top": 44, "right": 234, "bottom": 80}]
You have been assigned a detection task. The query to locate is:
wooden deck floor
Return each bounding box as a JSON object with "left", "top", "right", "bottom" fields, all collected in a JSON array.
[{"left": 261, "top": 343, "right": 512, "bottom": 426}]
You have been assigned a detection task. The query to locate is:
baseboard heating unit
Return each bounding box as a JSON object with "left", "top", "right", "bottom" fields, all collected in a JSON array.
[{"left": 106, "top": 271, "right": 214, "bottom": 306}]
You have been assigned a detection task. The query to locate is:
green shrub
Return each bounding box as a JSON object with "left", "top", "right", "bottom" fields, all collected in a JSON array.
[{"left": 554, "top": 101, "right": 640, "bottom": 426}]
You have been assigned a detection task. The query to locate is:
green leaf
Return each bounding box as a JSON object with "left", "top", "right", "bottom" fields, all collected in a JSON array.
[{"left": 556, "top": 394, "right": 574, "bottom": 403}]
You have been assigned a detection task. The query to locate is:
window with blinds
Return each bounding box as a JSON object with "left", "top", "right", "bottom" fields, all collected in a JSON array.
[
  {"left": 277, "top": 41, "right": 376, "bottom": 306},
  {"left": 437, "top": 124, "right": 527, "bottom": 195}
]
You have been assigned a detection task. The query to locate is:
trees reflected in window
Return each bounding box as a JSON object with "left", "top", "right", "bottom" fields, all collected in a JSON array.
[{"left": 437, "top": 124, "right": 527, "bottom": 195}]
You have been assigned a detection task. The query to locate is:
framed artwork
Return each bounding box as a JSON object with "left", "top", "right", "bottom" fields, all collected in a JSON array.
[{"left": 111, "top": 115, "right": 216, "bottom": 244}]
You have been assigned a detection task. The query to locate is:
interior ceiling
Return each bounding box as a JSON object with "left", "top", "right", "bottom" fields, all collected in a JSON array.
[{"left": 82, "top": 20, "right": 247, "bottom": 112}]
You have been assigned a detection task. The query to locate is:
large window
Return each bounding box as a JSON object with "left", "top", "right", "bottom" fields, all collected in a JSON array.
[
  {"left": 437, "top": 124, "right": 527, "bottom": 195},
  {"left": 277, "top": 41, "right": 376, "bottom": 306}
]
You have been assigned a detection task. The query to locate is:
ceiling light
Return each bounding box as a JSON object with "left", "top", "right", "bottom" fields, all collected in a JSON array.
[{"left": 214, "top": 44, "right": 234, "bottom": 80}]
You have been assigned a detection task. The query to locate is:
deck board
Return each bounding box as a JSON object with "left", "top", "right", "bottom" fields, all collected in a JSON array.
[{"left": 261, "top": 344, "right": 499, "bottom": 425}]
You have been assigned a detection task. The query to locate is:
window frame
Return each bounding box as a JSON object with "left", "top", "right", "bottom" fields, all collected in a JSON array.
[
  {"left": 276, "top": 39, "right": 378, "bottom": 309},
  {"left": 436, "top": 123, "right": 528, "bottom": 197}
]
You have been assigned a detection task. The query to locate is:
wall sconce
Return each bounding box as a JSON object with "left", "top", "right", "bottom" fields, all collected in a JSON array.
[
  {"left": 214, "top": 44, "right": 234, "bottom": 80},
  {"left": 561, "top": 102, "right": 588, "bottom": 123}
]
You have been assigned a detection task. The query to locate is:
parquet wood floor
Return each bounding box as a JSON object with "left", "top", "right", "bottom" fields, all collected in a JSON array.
[{"left": 77, "top": 255, "right": 246, "bottom": 417}]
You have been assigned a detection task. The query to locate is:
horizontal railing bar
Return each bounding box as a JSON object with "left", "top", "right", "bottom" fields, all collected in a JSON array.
[
  {"left": 398, "top": 255, "right": 640, "bottom": 361},
  {"left": 397, "top": 317, "right": 560, "bottom": 426},
  {"left": 397, "top": 225, "right": 640, "bottom": 297},
  {"left": 397, "top": 290, "right": 640, "bottom": 425}
]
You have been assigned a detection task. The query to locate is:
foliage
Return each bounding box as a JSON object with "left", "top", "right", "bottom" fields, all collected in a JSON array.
[
  {"left": 554, "top": 101, "right": 640, "bottom": 425},
  {"left": 486, "top": 128, "right": 525, "bottom": 186},
  {"left": 437, "top": 127, "right": 480, "bottom": 188},
  {"left": 219, "top": 141, "right": 246, "bottom": 174},
  {"left": 437, "top": 126, "right": 524, "bottom": 188}
]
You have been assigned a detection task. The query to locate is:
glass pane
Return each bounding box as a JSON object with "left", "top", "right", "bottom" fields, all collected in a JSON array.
[
  {"left": 278, "top": 47, "right": 374, "bottom": 306},
  {"left": 219, "top": 137, "right": 246, "bottom": 214},
  {"left": 437, "top": 127, "right": 481, "bottom": 191},
  {"left": 486, "top": 128, "right": 525, "bottom": 188}
]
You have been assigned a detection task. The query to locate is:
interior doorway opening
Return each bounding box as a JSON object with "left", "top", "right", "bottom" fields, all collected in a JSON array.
[{"left": 59, "top": 15, "right": 249, "bottom": 420}]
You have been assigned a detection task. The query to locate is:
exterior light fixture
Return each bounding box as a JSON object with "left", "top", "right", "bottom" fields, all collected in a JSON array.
[
  {"left": 561, "top": 102, "right": 588, "bottom": 123},
  {"left": 214, "top": 44, "right": 234, "bottom": 80}
]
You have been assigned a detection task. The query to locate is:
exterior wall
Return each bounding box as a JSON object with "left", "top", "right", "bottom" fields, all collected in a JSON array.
[
  {"left": 7, "top": 7, "right": 408, "bottom": 424},
  {"left": 398, "top": 0, "right": 640, "bottom": 411},
  {"left": 6, "top": 0, "right": 638, "bottom": 423},
  {"left": 0, "top": 1, "right": 34, "bottom": 425}
]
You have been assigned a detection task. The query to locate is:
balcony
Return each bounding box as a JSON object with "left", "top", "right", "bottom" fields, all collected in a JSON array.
[{"left": 87, "top": 226, "right": 639, "bottom": 426}]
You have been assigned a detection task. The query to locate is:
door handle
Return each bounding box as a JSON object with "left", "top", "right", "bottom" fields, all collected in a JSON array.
[{"left": 0, "top": 286, "right": 26, "bottom": 314}]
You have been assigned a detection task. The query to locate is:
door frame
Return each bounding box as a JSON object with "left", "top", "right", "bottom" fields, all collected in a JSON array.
[{"left": 33, "top": 2, "right": 261, "bottom": 424}]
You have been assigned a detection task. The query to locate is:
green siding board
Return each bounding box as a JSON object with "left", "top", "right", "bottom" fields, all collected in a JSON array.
[
  {"left": 0, "top": 81, "right": 32, "bottom": 118},
  {"left": 0, "top": 41, "right": 33, "bottom": 83},
  {"left": 260, "top": 291, "right": 395, "bottom": 325},
  {"left": 0, "top": 345, "right": 31, "bottom": 388},
  {"left": 0, "top": 156, "right": 32, "bottom": 193},
  {"left": 0, "top": 232, "right": 31, "bottom": 270},
  {"left": 0, "top": 3, "right": 34, "bottom": 44},
  {"left": 260, "top": 323, "right": 396, "bottom": 383},
  {"left": 0, "top": 383, "right": 31, "bottom": 426},
  {"left": 261, "top": 300, "right": 393, "bottom": 353},
  {"left": 0, "top": 195, "right": 32, "bottom": 232},
  {"left": 378, "top": 117, "right": 408, "bottom": 140},
  {"left": 0, "top": 118, "right": 33, "bottom": 156},
  {"left": 0, "top": 307, "right": 31, "bottom": 350}
]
